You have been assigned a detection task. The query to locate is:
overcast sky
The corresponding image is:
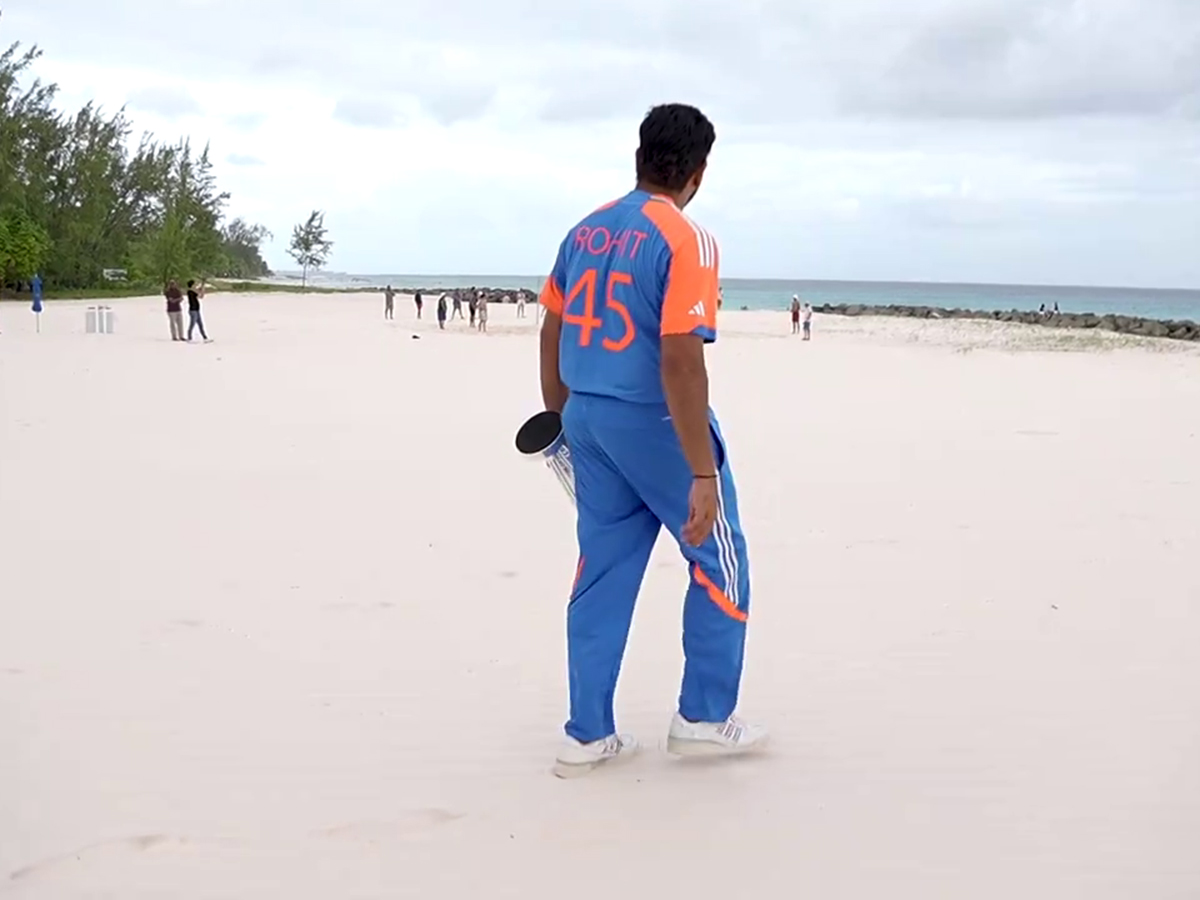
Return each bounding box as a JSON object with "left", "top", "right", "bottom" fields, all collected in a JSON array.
[{"left": 4, "top": 0, "right": 1199, "bottom": 286}]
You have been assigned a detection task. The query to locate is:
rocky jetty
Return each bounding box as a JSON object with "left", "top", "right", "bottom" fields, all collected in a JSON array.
[
  {"left": 813, "top": 303, "right": 1200, "bottom": 342},
  {"left": 402, "top": 286, "right": 537, "bottom": 304}
]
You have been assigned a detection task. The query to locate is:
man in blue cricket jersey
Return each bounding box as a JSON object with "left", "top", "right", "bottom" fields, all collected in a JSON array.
[{"left": 538, "top": 103, "right": 768, "bottom": 777}]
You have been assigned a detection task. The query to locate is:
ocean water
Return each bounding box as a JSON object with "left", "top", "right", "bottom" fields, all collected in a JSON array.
[{"left": 271, "top": 272, "right": 1200, "bottom": 323}]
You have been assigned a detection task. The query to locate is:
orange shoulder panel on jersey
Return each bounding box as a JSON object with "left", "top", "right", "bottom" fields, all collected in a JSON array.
[
  {"left": 539, "top": 277, "right": 564, "bottom": 315},
  {"left": 640, "top": 197, "right": 720, "bottom": 337}
]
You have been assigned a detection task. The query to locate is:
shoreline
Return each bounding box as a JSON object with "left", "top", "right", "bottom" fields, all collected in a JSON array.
[
  {"left": 7, "top": 285, "right": 1199, "bottom": 346},
  {"left": 813, "top": 301, "right": 1199, "bottom": 342},
  {"left": 4, "top": 290, "right": 1198, "bottom": 356}
]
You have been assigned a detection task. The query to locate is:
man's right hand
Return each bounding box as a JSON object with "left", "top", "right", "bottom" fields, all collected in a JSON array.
[{"left": 682, "top": 476, "right": 719, "bottom": 546}]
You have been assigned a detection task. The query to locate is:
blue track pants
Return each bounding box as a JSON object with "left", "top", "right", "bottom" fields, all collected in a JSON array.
[{"left": 561, "top": 392, "right": 751, "bottom": 744}]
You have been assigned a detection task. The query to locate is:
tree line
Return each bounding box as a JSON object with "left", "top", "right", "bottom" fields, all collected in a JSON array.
[{"left": 0, "top": 19, "right": 273, "bottom": 293}]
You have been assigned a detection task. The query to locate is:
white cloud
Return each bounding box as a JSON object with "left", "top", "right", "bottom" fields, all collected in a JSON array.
[
  {"left": 332, "top": 97, "right": 405, "bottom": 129},
  {"left": 126, "top": 85, "right": 202, "bottom": 119},
  {"left": 4, "top": 0, "right": 1198, "bottom": 286},
  {"left": 226, "top": 112, "right": 268, "bottom": 132},
  {"left": 226, "top": 153, "right": 265, "bottom": 167}
]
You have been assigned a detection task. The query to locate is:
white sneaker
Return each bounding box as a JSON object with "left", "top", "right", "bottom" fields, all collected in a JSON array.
[
  {"left": 666, "top": 713, "right": 768, "bottom": 757},
  {"left": 552, "top": 733, "right": 639, "bottom": 779}
]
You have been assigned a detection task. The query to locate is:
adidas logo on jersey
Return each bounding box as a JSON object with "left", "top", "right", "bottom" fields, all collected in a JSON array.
[{"left": 689, "top": 302, "right": 706, "bottom": 317}]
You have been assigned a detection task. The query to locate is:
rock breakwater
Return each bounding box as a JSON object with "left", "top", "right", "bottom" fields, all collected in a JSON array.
[{"left": 814, "top": 303, "right": 1200, "bottom": 342}]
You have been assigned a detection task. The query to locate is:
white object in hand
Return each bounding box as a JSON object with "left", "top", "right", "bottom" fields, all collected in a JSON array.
[{"left": 515, "top": 410, "right": 575, "bottom": 505}]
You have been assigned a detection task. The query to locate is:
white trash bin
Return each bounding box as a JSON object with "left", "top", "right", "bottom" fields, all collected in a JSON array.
[
  {"left": 101, "top": 306, "right": 115, "bottom": 334},
  {"left": 85, "top": 307, "right": 98, "bottom": 333}
]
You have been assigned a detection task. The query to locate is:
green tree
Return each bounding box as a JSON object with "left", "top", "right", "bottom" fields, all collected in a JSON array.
[
  {"left": 219, "top": 217, "right": 272, "bottom": 278},
  {"left": 0, "top": 16, "right": 269, "bottom": 295},
  {"left": 42, "top": 102, "right": 139, "bottom": 286},
  {"left": 130, "top": 139, "right": 229, "bottom": 285},
  {"left": 0, "top": 37, "right": 60, "bottom": 218},
  {"left": 287, "top": 210, "right": 332, "bottom": 288},
  {"left": 0, "top": 207, "right": 50, "bottom": 281}
]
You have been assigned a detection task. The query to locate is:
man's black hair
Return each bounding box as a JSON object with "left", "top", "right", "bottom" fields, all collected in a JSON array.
[
  {"left": 187, "top": 279, "right": 195, "bottom": 288},
  {"left": 636, "top": 103, "right": 715, "bottom": 192}
]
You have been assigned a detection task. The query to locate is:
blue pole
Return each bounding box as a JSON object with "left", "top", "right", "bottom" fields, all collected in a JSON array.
[{"left": 31, "top": 274, "right": 44, "bottom": 333}]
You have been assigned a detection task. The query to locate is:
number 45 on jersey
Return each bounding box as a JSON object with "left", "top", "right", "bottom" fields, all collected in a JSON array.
[{"left": 563, "top": 268, "right": 635, "bottom": 353}]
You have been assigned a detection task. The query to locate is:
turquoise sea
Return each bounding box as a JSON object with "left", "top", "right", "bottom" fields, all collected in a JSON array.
[{"left": 272, "top": 273, "right": 1200, "bottom": 323}]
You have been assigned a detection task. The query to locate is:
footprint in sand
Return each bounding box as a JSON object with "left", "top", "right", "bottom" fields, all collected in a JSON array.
[
  {"left": 314, "top": 809, "right": 465, "bottom": 844},
  {"left": 8, "top": 834, "right": 204, "bottom": 884}
]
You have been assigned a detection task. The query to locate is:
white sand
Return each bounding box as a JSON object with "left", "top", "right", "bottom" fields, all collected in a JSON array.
[{"left": 2, "top": 292, "right": 1198, "bottom": 899}]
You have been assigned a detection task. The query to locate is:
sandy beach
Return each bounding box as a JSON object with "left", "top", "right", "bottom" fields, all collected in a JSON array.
[{"left": 1, "top": 291, "right": 1198, "bottom": 899}]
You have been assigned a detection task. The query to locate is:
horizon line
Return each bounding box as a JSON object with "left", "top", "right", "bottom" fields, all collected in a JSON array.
[{"left": 265, "top": 271, "right": 1200, "bottom": 294}]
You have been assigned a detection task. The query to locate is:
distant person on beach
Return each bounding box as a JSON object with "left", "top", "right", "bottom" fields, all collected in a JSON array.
[
  {"left": 718, "top": 286, "right": 724, "bottom": 309},
  {"left": 437, "top": 293, "right": 448, "bottom": 329},
  {"left": 468, "top": 295, "right": 477, "bottom": 328},
  {"left": 165, "top": 280, "right": 185, "bottom": 341},
  {"left": 477, "top": 293, "right": 489, "bottom": 333},
  {"left": 414, "top": 291, "right": 423, "bottom": 319},
  {"left": 537, "top": 102, "right": 764, "bottom": 777},
  {"left": 186, "top": 280, "right": 211, "bottom": 342},
  {"left": 452, "top": 293, "right": 463, "bottom": 319},
  {"left": 802, "top": 301, "right": 813, "bottom": 340},
  {"left": 516, "top": 292, "right": 527, "bottom": 318},
  {"left": 790, "top": 295, "right": 801, "bottom": 334},
  {"left": 384, "top": 285, "right": 395, "bottom": 319}
]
